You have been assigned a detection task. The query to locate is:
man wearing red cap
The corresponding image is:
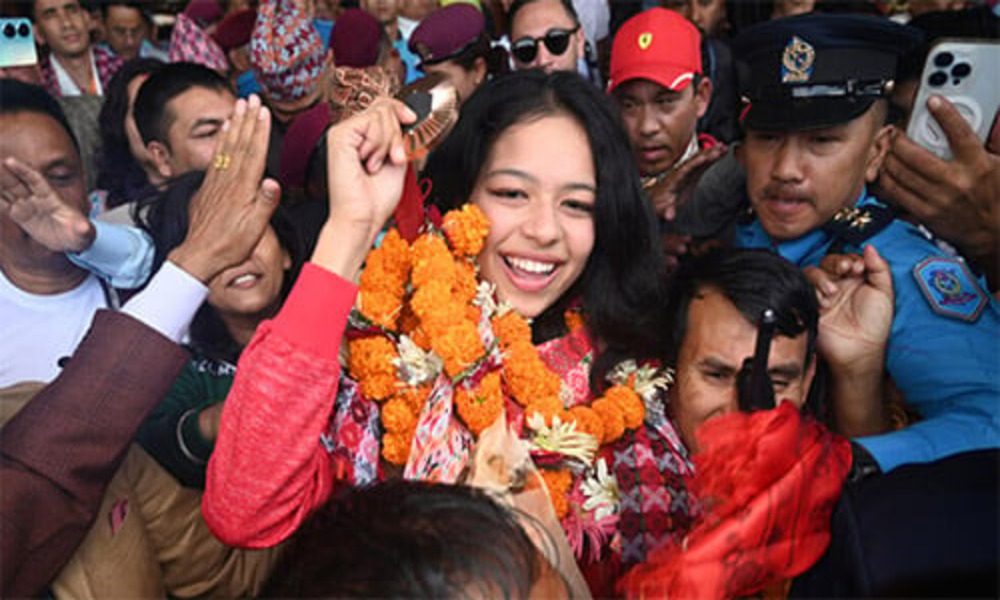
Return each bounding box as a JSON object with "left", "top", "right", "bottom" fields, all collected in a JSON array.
[{"left": 608, "top": 8, "right": 724, "bottom": 223}]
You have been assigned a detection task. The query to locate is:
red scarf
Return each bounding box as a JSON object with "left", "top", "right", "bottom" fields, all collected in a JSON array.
[{"left": 623, "top": 402, "right": 851, "bottom": 599}]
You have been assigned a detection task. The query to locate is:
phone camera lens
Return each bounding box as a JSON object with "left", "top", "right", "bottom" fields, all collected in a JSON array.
[
  {"left": 933, "top": 52, "right": 954, "bottom": 67},
  {"left": 3, "top": 23, "right": 14, "bottom": 38},
  {"left": 951, "top": 63, "right": 971, "bottom": 78},
  {"left": 17, "top": 23, "right": 29, "bottom": 37},
  {"left": 928, "top": 71, "right": 948, "bottom": 87}
]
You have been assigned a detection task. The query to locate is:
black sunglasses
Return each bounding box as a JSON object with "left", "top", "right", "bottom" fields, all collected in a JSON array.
[{"left": 511, "top": 26, "right": 579, "bottom": 64}]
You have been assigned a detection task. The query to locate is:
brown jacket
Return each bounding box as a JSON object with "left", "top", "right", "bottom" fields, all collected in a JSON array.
[{"left": 1, "top": 310, "right": 188, "bottom": 597}]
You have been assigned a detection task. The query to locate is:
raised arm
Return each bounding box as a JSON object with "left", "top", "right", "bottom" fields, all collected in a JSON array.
[
  {"left": 0, "top": 157, "right": 154, "bottom": 289},
  {"left": 204, "top": 99, "right": 416, "bottom": 547},
  {"left": 804, "top": 245, "right": 894, "bottom": 437}
]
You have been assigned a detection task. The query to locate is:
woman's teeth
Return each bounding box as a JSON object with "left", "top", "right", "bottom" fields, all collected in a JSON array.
[
  {"left": 506, "top": 257, "right": 555, "bottom": 275},
  {"left": 231, "top": 273, "right": 258, "bottom": 286}
]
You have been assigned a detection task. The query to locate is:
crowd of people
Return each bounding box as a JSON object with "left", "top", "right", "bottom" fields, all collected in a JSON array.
[{"left": 1, "top": 0, "right": 997, "bottom": 597}]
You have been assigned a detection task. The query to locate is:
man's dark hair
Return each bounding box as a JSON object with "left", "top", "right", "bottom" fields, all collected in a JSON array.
[
  {"left": 262, "top": 480, "right": 556, "bottom": 599},
  {"left": 0, "top": 79, "right": 79, "bottom": 152},
  {"left": 507, "top": 0, "right": 580, "bottom": 37},
  {"left": 97, "top": 0, "right": 148, "bottom": 20},
  {"left": 133, "top": 62, "right": 232, "bottom": 147},
  {"left": 665, "top": 247, "right": 820, "bottom": 365}
]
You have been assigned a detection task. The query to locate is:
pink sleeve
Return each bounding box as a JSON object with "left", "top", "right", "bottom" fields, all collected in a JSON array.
[{"left": 203, "top": 263, "right": 358, "bottom": 548}]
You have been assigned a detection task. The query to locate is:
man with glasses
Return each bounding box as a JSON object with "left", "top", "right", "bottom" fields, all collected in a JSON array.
[
  {"left": 98, "top": 1, "right": 168, "bottom": 62},
  {"left": 508, "top": 0, "right": 586, "bottom": 76}
]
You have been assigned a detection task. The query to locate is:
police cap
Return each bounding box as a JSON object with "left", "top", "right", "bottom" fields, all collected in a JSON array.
[{"left": 733, "top": 13, "right": 923, "bottom": 131}]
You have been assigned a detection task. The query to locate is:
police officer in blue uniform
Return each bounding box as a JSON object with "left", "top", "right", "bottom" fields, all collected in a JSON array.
[{"left": 730, "top": 14, "right": 999, "bottom": 475}]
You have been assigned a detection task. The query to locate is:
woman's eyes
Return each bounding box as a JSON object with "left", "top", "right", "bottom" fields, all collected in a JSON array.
[
  {"left": 489, "top": 187, "right": 527, "bottom": 200},
  {"left": 488, "top": 188, "right": 593, "bottom": 212},
  {"left": 561, "top": 199, "right": 595, "bottom": 214}
]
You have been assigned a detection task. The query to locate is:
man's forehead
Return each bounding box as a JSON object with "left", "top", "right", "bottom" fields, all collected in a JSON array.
[
  {"left": 0, "top": 111, "right": 79, "bottom": 163},
  {"left": 512, "top": 0, "right": 575, "bottom": 33},
  {"left": 167, "top": 87, "right": 235, "bottom": 114},
  {"left": 164, "top": 88, "right": 234, "bottom": 134},
  {"left": 36, "top": 0, "right": 82, "bottom": 15},
  {"left": 615, "top": 78, "right": 682, "bottom": 100},
  {"left": 106, "top": 5, "right": 144, "bottom": 23}
]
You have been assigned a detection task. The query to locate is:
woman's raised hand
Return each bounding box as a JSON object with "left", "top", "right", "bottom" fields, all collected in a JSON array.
[{"left": 313, "top": 98, "right": 416, "bottom": 280}]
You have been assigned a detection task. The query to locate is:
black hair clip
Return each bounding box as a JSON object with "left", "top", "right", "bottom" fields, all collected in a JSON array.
[{"left": 737, "top": 308, "right": 777, "bottom": 413}]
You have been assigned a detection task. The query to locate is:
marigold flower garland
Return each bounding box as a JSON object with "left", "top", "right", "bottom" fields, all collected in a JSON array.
[{"left": 348, "top": 204, "right": 667, "bottom": 540}]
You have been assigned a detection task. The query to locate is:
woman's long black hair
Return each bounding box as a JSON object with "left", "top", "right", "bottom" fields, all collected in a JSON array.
[
  {"left": 424, "top": 69, "right": 671, "bottom": 389},
  {"left": 138, "top": 171, "right": 305, "bottom": 364},
  {"left": 96, "top": 57, "right": 163, "bottom": 208}
]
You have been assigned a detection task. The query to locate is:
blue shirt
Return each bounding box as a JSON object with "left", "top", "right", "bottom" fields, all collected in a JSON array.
[
  {"left": 236, "top": 69, "right": 262, "bottom": 99},
  {"left": 737, "top": 190, "right": 1000, "bottom": 472},
  {"left": 395, "top": 39, "right": 421, "bottom": 85}
]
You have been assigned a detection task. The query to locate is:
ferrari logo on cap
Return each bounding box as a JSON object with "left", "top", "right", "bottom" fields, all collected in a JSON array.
[
  {"left": 638, "top": 32, "right": 653, "bottom": 50},
  {"left": 781, "top": 36, "right": 815, "bottom": 83}
]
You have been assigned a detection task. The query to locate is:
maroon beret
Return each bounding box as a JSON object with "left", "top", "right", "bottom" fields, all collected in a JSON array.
[
  {"left": 329, "top": 9, "right": 382, "bottom": 68},
  {"left": 409, "top": 4, "right": 485, "bottom": 66},
  {"left": 183, "top": 0, "right": 223, "bottom": 27},
  {"left": 280, "top": 101, "right": 332, "bottom": 191},
  {"left": 212, "top": 8, "right": 256, "bottom": 51}
]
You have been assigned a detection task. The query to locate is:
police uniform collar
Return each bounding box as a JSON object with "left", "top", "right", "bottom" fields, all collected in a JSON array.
[{"left": 823, "top": 190, "right": 895, "bottom": 248}]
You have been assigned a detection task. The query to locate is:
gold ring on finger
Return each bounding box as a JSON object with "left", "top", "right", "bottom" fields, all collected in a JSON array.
[{"left": 213, "top": 153, "right": 232, "bottom": 171}]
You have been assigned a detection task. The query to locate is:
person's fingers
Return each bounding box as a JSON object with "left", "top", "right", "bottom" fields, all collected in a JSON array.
[
  {"left": 927, "top": 94, "right": 982, "bottom": 163},
  {"left": 255, "top": 177, "right": 281, "bottom": 210},
  {"left": 233, "top": 94, "right": 262, "bottom": 154},
  {"left": 849, "top": 255, "right": 865, "bottom": 276},
  {"left": 818, "top": 253, "right": 852, "bottom": 278},
  {"left": 365, "top": 104, "right": 402, "bottom": 173},
  {"left": 220, "top": 98, "right": 247, "bottom": 155},
  {"left": 389, "top": 99, "right": 417, "bottom": 166},
  {"left": 4, "top": 156, "right": 50, "bottom": 197},
  {"left": 241, "top": 177, "right": 281, "bottom": 239},
  {"left": 862, "top": 245, "right": 893, "bottom": 297},
  {"left": 392, "top": 97, "right": 418, "bottom": 127},
  {"left": 804, "top": 265, "right": 838, "bottom": 301},
  {"left": 653, "top": 192, "right": 676, "bottom": 220},
  {"left": 887, "top": 128, "right": 953, "bottom": 195},
  {"left": 236, "top": 102, "right": 271, "bottom": 179},
  {"left": 879, "top": 155, "right": 938, "bottom": 220}
]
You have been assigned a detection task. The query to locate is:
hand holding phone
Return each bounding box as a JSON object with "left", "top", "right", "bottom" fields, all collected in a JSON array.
[
  {"left": 905, "top": 39, "right": 1000, "bottom": 160},
  {"left": 0, "top": 18, "right": 38, "bottom": 69}
]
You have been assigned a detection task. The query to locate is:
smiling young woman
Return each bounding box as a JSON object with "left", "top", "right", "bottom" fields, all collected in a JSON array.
[{"left": 203, "top": 70, "right": 690, "bottom": 596}]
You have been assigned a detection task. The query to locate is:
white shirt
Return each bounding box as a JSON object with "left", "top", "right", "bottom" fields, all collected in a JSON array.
[
  {"left": 0, "top": 269, "right": 108, "bottom": 386},
  {"left": 50, "top": 48, "right": 103, "bottom": 96}
]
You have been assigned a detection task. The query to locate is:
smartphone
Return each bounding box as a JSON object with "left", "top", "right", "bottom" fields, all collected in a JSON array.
[
  {"left": 0, "top": 18, "right": 38, "bottom": 69},
  {"left": 905, "top": 39, "right": 1000, "bottom": 160}
]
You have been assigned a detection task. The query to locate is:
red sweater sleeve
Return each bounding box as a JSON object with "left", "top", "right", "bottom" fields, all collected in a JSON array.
[{"left": 203, "top": 263, "right": 358, "bottom": 548}]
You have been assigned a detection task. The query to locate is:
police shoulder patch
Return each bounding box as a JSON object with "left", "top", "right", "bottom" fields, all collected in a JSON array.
[{"left": 912, "top": 257, "right": 988, "bottom": 322}]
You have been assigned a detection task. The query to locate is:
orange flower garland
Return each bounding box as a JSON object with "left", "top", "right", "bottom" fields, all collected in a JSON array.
[
  {"left": 540, "top": 468, "right": 573, "bottom": 519},
  {"left": 347, "top": 204, "right": 661, "bottom": 526}
]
